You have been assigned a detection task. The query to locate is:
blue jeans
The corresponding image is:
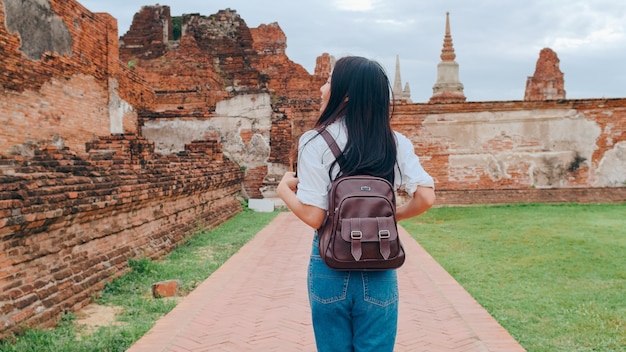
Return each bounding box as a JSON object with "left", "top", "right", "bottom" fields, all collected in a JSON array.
[{"left": 308, "top": 235, "right": 399, "bottom": 352}]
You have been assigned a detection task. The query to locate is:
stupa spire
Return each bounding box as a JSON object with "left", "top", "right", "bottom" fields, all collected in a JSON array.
[
  {"left": 440, "top": 12, "right": 456, "bottom": 61},
  {"left": 392, "top": 55, "right": 412, "bottom": 103},
  {"left": 429, "top": 12, "right": 466, "bottom": 104},
  {"left": 393, "top": 55, "right": 403, "bottom": 98}
]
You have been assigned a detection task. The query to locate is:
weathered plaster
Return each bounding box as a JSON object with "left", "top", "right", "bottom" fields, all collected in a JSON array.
[
  {"left": 214, "top": 93, "right": 273, "bottom": 120},
  {"left": 2, "top": 0, "right": 72, "bottom": 60},
  {"left": 142, "top": 93, "right": 272, "bottom": 169},
  {"left": 594, "top": 141, "right": 626, "bottom": 187},
  {"left": 423, "top": 108, "right": 601, "bottom": 187},
  {"left": 108, "top": 78, "right": 134, "bottom": 134}
]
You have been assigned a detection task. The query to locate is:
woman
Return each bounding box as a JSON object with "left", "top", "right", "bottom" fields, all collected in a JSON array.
[{"left": 277, "top": 56, "right": 435, "bottom": 352}]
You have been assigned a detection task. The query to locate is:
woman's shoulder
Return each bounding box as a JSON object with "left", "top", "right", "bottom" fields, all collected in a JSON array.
[
  {"left": 300, "top": 129, "right": 319, "bottom": 141},
  {"left": 298, "top": 129, "right": 326, "bottom": 150},
  {"left": 300, "top": 120, "right": 346, "bottom": 143},
  {"left": 393, "top": 130, "right": 412, "bottom": 146}
]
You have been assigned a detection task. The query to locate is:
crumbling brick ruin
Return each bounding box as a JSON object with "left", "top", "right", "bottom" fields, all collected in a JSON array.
[
  {"left": 0, "top": 0, "right": 243, "bottom": 336},
  {"left": 1, "top": 0, "right": 625, "bottom": 337},
  {"left": 524, "top": 48, "right": 566, "bottom": 101},
  {"left": 119, "top": 6, "right": 325, "bottom": 198}
]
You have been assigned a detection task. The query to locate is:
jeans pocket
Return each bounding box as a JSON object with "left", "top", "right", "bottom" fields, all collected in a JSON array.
[
  {"left": 362, "top": 270, "right": 399, "bottom": 307},
  {"left": 308, "top": 255, "right": 349, "bottom": 304}
]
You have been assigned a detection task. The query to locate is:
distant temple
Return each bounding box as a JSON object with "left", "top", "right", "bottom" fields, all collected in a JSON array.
[
  {"left": 315, "top": 53, "right": 335, "bottom": 80},
  {"left": 524, "top": 48, "right": 566, "bottom": 100},
  {"left": 429, "top": 12, "right": 466, "bottom": 104},
  {"left": 392, "top": 55, "right": 412, "bottom": 103}
]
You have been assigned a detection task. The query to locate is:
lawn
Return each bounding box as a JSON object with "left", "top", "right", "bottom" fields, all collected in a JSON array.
[{"left": 400, "top": 202, "right": 626, "bottom": 352}]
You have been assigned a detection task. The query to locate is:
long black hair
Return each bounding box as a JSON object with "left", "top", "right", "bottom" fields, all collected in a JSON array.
[{"left": 316, "top": 56, "right": 397, "bottom": 184}]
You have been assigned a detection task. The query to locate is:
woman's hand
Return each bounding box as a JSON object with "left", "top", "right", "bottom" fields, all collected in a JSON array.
[
  {"left": 396, "top": 186, "right": 436, "bottom": 221},
  {"left": 278, "top": 171, "right": 299, "bottom": 194},
  {"left": 277, "top": 171, "right": 326, "bottom": 229},
  {"left": 276, "top": 171, "right": 299, "bottom": 206}
]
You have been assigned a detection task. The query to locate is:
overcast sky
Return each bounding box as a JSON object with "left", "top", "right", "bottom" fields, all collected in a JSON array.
[{"left": 80, "top": 0, "right": 626, "bottom": 103}]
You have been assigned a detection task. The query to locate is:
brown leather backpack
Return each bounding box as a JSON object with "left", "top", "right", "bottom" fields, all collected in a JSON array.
[{"left": 316, "top": 129, "right": 405, "bottom": 271}]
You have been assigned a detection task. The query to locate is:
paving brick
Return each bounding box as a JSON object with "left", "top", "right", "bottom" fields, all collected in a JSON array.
[{"left": 127, "top": 212, "right": 525, "bottom": 352}]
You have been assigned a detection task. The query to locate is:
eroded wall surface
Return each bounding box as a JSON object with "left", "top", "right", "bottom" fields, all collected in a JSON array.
[
  {"left": 141, "top": 93, "right": 279, "bottom": 197},
  {"left": 393, "top": 99, "right": 626, "bottom": 202}
]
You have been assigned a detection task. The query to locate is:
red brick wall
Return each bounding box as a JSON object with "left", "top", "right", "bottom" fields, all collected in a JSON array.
[
  {"left": 269, "top": 112, "right": 294, "bottom": 166},
  {"left": 0, "top": 0, "right": 240, "bottom": 337},
  {"left": 392, "top": 99, "right": 626, "bottom": 204},
  {"left": 434, "top": 187, "right": 626, "bottom": 205},
  {"left": 0, "top": 1, "right": 154, "bottom": 157},
  {"left": 243, "top": 165, "right": 268, "bottom": 199},
  {"left": 118, "top": 5, "right": 172, "bottom": 61},
  {"left": 127, "top": 34, "right": 227, "bottom": 112},
  {"left": 0, "top": 136, "right": 244, "bottom": 337}
]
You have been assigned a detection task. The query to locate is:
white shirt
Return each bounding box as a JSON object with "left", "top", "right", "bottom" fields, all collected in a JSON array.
[{"left": 296, "top": 119, "right": 435, "bottom": 210}]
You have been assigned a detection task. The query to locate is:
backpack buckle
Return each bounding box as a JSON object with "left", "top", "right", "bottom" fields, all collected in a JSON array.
[
  {"left": 350, "top": 230, "right": 363, "bottom": 239},
  {"left": 378, "top": 230, "right": 390, "bottom": 239}
]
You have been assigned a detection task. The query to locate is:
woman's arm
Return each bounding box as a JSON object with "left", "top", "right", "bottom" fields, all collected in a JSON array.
[
  {"left": 277, "top": 172, "right": 327, "bottom": 229},
  {"left": 396, "top": 186, "right": 436, "bottom": 221}
]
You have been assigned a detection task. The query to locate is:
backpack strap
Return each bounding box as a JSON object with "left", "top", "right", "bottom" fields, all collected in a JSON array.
[
  {"left": 318, "top": 127, "right": 400, "bottom": 185},
  {"left": 317, "top": 128, "right": 345, "bottom": 168}
]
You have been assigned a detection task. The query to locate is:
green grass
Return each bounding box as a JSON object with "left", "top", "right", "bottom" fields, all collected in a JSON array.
[
  {"left": 400, "top": 203, "right": 626, "bottom": 352},
  {"left": 0, "top": 207, "right": 280, "bottom": 352}
]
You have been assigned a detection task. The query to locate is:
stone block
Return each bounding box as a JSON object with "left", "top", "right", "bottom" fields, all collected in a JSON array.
[
  {"left": 151, "top": 280, "right": 178, "bottom": 298},
  {"left": 248, "top": 198, "right": 274, "bottom": 212}
]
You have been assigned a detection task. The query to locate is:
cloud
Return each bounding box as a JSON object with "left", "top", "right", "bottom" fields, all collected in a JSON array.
[
  {"left": 546, "top": 22, "right": 625, "bottom": 52},
  {"left": 373, "top": 18, "right": 416, "bottom": 28},
  {"left": 346, "top": 16, "right": 416, "bottom": 33},
  {"left": 537, "top": 3, "right": 626, "bottom": 52},
  {"left": 332, "top": 0, "right": 378, "bottom": 12}
]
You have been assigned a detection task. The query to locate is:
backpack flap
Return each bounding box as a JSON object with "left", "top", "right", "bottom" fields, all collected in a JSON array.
[{"left": 340, "top": 216, "right": 398, "bottom": 261}]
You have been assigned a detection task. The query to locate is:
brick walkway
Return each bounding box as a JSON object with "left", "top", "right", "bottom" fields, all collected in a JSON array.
[{"left": 126, "top": 212, "right": 526, "bottom": 352}]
